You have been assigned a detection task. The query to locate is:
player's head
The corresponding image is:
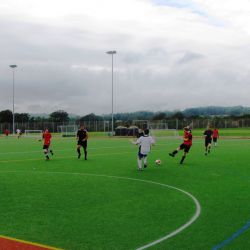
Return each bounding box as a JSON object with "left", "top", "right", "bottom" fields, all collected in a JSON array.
[
  {"left": 80, "top": 125, "right": 85, "bottom": 130},
  {"left": 144, "top": 129, "right": 149, "bottom": 135},
  {"left": 44, "top": 128, "right": 49, "bottom": 133},
  {"left": 184, "top": 126, "right": 190, "bottom": 131}
]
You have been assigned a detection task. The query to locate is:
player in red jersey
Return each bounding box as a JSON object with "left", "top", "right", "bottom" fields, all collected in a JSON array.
[
  {"left": 169, "top": 126, "right": 193, "bottom": 164},
  {"left": 42, "top": 129, "right": 53, "bottom": 160},
  {"left": 4, "top": 129, "right": 10, "bottom": 137},
  {"left": 212, "top": 128, "right": 219, "bottom": 146}
]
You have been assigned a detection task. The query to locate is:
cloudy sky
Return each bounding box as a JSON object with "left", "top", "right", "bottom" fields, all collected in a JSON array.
[{"left": 1, "top": 0, "right": 250, "bottom": 116}]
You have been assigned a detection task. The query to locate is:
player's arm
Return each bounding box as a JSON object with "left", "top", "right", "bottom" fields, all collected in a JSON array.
[
  {"left": 85, "top": 131, "right": 89, "bottom": 140},
  {"left": 203, "top": 131, "right": 207, "bottom": 138},
  {"left": 131, "top": 137, "right": 141, "bottom": 145},
  {"left": 151, "top": 137, "right": 156, "bottom": 145}
]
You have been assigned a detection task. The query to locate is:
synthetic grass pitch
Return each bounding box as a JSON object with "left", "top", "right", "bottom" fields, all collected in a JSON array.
[{"left": 0, "top": 134, "right": 250, "bottom": 249}]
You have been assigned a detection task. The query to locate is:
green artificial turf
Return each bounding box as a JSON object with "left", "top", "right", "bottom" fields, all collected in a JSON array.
[{"left": 0, "top": 132, "right": 250, "bottom": 250}]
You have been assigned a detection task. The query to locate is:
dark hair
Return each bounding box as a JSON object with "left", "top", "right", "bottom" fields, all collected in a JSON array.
[{"left": 144, "top": 129, "right": 149, "bottom": 135}]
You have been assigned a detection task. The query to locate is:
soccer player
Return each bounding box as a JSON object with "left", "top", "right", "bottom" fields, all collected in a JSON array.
[
  {"left": 77, "top": 125, "right": 88, "bottom": 160},
  {"left": 4, "top": 129, "right": 10, "bottom": 137},
  {"left": 132, "top": 129, "right": 155, "bottom": 171},
  {"left": 169, "top": 126, "right": 193, "bottom": 164},
  {"left": 16, "top": 128, "right": 22, "bottom": 139},
  {"left": 212, "top": 128, "right": 219, "bottom": 146},
  {"left": 204, "top": 125, "right": 213, "bottom": 155},
  {"left": 42, "top": 128, "right": 53, "bottom": 160}
]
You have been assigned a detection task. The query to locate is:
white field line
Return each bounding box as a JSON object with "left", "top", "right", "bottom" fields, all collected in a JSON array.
[{"left": 0, "top": 171, "right": 201, "bottom": 250}]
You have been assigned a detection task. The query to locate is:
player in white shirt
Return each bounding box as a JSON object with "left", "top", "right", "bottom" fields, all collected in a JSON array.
[
  {"left": 16, "top": 128, "right": 22, "bottom": 139},
  {"left": 132, "top": 129, "right": 155, "bottom": 171}
]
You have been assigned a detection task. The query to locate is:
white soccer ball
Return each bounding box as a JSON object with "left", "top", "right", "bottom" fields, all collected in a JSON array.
[{"left": 155, "top": 159, "right": 161, "bottom": 165}]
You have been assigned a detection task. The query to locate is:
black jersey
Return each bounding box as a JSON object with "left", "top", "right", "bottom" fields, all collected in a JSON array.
[
  {"left": 77, "top": 129, "right": 88, "bottom": 141},
  {"left": 204, "top": 129, "right": 213, "bottom": 140}
]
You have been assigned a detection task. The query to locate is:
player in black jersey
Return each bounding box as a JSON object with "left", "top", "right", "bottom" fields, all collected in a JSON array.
[
  {"left": 204, "top": 125, "right": 213, "bottom": 155},
  {"left": 77, "top": 125, "right": 89, "bottom": 160}
]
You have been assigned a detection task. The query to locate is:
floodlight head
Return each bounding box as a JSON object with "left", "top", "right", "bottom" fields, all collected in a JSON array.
[
  {"left": 9, "top": 65, "right": 17, "bottom": 68},
  {"left": 106, "top": 51, "right": 117, "bottom": 55}
]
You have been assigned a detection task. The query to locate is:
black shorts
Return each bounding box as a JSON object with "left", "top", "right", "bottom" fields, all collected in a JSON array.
[
  {"left": 138, "top": 147, "right": 147, "bottom": 159},
  {"left": 205, "top": 139, "right": 212, "bottom": 147},
  {"left": 179, "top": 143, "right": 191, "bottom": 153},
  {"left": 78, "top": 140, "right": 87, "bottom": 149},
  {"left": 213, "top": 137, "right": 218, "bottom": 142},
  {"left": 43, "top": 145, "right": 49, "bottom": 149}
]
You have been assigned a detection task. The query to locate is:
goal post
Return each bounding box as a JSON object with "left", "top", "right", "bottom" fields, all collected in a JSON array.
[
  {"left": 148, "top": 122, "right": 179, "bottom": 138},
  {"left": 149, "top": 128, "right": 179, "bottom": 138},
  {"left": 24, "top": 130, "right": 43, "bottom": 137},
  {"left": 58, "top": 125, "right": 78, "bottom": 137}
]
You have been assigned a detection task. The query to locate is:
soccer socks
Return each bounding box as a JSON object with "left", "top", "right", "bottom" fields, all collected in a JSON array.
[
  {"left": 143, "top": 157, "right": 147, "bottom": 168},
  {"left": 137, "top": 158, "right": 142, "bottom": 170},
  {"left": 50, "top": 150, "right": 53, "bottom": 156},
  {"left": 44, "top": 149, "right": 49, "bottom": 160},
  {"left": 169, "top": 150, "right": 178, "bottom": 157},
  {"left": 77, "top": 148, "right": 81, "bottom": 159},
  {"left": 180, "top": 156, "right": 186, "bottom": 164},
  {"left": 77, "top": 148, "right": 87, "bottom": 160}
]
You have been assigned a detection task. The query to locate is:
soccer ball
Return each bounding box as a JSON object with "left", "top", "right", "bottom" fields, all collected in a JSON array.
[{"left": 155, "top": 159, "right": 161, "bottom": 165}]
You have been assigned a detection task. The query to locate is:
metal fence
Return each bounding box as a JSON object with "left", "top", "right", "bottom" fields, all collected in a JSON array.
[{"left": 1, "top": 118, "right": 250, "bottom": 134}]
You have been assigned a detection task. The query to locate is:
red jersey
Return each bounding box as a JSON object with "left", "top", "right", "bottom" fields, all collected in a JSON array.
[
  {"left": 43, "top": 132, "right": 52, "bottom": 146},
  {"left": 4, "top": 129, "right": 10, "bottom": 135},
  {"left": 183, "top": 130, "right": 192, "bottom": 146},
  {"left": 213, "top": 129, "right": 219, "bottom": 138}
]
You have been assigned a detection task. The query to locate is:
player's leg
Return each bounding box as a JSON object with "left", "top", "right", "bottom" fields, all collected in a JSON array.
[
  {"left": 208, "top": 142, "right": 211, "bottom": 153},
  {"left": 180, "top": 146, "right": 190, "bottom": 164},
  {"left": 169, "top": 145, "right": 181, "bottom": 157},
  {"left": 137, "top": 151, "right": 143, "bottom": 171},
  {"left": 49, "top": 147, "right": 54, "bottom": 156},
  {"left": 180, "top": 152, "right": 187, "bottom": 164},
  {"left": 143, "top": 155, "right": 147, "bottom": 168},
  {"left": 205, "top": 141, "right": 208, "bottom": 155},
  {"left": 213, "top": 137, "right": 217, "bottom": 146},
  {"left": 43, "top": 145, "right": 49, "bottom": 160},
  {"left": 77, "top": 144, "right": 81, "bottom": 159},
  {"left": 83, "top": 141, "right": 87, "bottom": 160}
]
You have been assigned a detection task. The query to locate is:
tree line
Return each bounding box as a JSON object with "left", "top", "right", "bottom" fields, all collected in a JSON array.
[{"left": 1, "top": 106, "right": 250, "bottom": 123}]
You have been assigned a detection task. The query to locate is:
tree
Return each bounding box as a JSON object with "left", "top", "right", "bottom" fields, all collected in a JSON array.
[
  {"left": 171, "top": 111, "right": 184, "bottom": 120},
  {"left": 78, "top": 113, "right": 102, "bottom": 122},
  {"left": 152, "top": 112, "right": 166, "bottom": 120},
  {"left": 0, "top": 110, "right": 13, "bottom": 123},
  {"left": 49, "top": 110, "right": 69, "bottom": 122},
  {"left": 15, "top": 113, "right": 30, "bottom": 122}
]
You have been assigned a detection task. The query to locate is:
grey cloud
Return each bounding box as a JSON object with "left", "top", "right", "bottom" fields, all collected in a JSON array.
[{"left": 177, "top": 51, "right": 205, "bottom": 64}]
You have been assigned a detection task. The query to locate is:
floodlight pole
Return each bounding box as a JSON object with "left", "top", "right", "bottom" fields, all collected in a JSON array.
[
  {"left": 9, "top": 65, "right": 17, "bottom": 135},
  {"left": 106, "top": 50, "right": 116, "bottom": 136}
]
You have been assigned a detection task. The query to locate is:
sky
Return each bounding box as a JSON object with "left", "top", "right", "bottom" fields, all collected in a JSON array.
[{"left": 1, "top": 0, "right": 250, "bottom": 116}]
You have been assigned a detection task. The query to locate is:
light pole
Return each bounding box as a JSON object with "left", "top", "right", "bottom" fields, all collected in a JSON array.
[
  {"left": 9, "top": 64, "right": 17, "bottom": 135},
  {"left": 106, "top": 50, "right": 116, "bottom": 136}
]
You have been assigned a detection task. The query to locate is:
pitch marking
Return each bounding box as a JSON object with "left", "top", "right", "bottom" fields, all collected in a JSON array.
[{"left": 0, "top": 170, "right": 201, "bottom": 250}]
